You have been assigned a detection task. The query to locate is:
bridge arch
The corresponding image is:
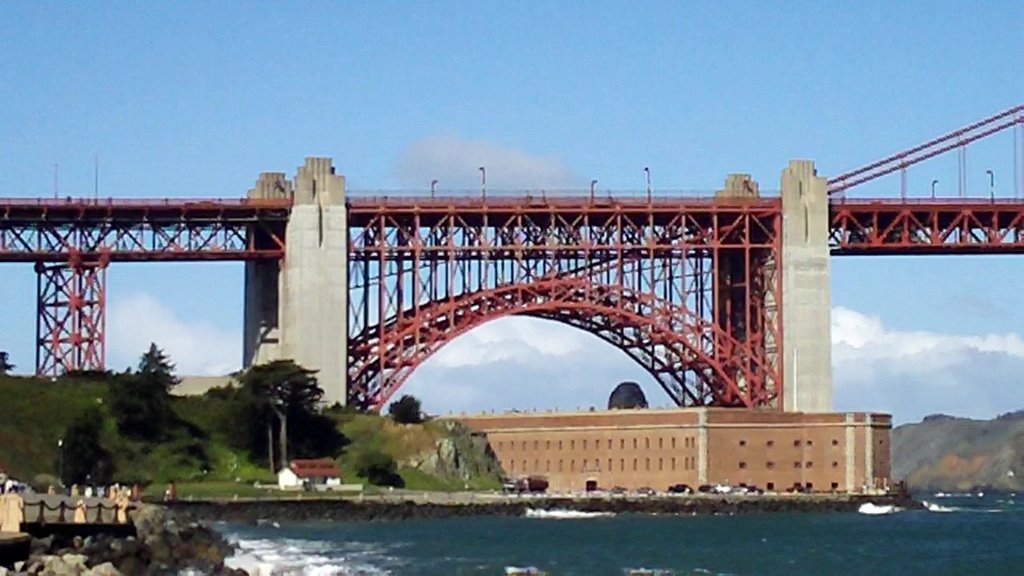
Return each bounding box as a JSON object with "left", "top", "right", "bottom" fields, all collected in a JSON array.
[{"left": 347, "top": 275, "right": 773, "bottom": 411}]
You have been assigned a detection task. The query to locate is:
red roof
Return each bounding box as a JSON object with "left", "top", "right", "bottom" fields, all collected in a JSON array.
[{"left": 288, "top": 458, "right": 341, "bottom": 478}]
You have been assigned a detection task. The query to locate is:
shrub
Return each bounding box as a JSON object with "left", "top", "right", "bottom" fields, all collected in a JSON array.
[{"left": 388, "top": 395, "right": 423, "bottom": 424}]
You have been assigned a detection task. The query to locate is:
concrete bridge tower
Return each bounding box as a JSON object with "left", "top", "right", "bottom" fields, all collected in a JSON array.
[
  {"left": 243, "top": 157, "right": 349, "bottom": 405},
  {"left": 780, "top": 160, "right": 833, "bottom": 412}
]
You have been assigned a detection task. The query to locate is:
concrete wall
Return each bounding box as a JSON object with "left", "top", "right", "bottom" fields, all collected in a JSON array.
[
  {"left": 780, "top": 160, "right": 833, "bottom": 412},
  {"left": 243, "top": 172, "right": 290, "bottom": 366},
  {"left": 243, "top": 158, "right": 348, "bottom": 406}
]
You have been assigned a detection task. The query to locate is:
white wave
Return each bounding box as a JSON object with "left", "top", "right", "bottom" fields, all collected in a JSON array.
[
  {"left": 223, "top": 537, "right": 398, "bottom": 575},
  {"left": 857, "top": 503, "right": 900, "bottom": 515},
  {"left": 922, "top": 500, "right": 958, "bottom": 513},
  {"left": 523, "top": 508, "right": 615, "bottom": 519}
]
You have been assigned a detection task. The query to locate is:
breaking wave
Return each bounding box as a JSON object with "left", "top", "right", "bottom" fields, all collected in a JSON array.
[{"left": 223, "top": 536, "right": 401, "bottom": 575}]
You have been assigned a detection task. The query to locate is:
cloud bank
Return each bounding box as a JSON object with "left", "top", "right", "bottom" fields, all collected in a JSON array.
[{"left": 396, "top": 135, "right": 577, "bottom": 189}]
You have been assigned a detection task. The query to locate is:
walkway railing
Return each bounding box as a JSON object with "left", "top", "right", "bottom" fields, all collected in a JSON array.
[{"left": 0, "top": 494, "right": 136, "bottom": 530}]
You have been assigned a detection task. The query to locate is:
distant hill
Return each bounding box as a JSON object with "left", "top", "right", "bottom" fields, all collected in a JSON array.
[{"left": 893, "top": 410, "right": 1024, "bottom": 492}]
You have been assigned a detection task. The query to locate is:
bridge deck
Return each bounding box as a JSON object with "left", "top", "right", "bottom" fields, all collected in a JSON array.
[{"left": 2, "top": 196, "right": 1024, "bottom": 260}]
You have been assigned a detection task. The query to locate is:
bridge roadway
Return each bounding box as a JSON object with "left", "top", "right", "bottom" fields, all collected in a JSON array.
[{"left": 2, "top": 195, "right": 1024, "bottom": 261}]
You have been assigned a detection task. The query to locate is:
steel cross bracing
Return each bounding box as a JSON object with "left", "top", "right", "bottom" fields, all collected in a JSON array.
[
  {"left": 346, "top": 196, "right": 783, "bottom": 411},
  {"left": 831, "top": 199, "right": 1024, "bottom": 254},
  {"left": 0, "top": 197, "right": 290, "bottom": 375},
  {"left": 0, "top": 198, "right": 290, "bottom": 262}
]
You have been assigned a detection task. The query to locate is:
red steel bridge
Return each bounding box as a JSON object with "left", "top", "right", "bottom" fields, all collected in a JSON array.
[{"left": 1, "top": 104, "right": 1023, "bottom": 410}]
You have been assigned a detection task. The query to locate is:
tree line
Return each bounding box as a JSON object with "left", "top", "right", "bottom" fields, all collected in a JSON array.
[{"left": 51, "top": 344, "right": 425, "bottom": 488}]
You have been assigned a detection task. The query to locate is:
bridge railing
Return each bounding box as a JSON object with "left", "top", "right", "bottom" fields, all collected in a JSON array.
[
  {"left": 832, "top": 197, "right": 1024, "bottom": 206},
  {"left": 346, "top": 189, "right": 785, "bottom": 207},
  {"left": 0, "top": 197, "right": 292, "bottom": 208}
]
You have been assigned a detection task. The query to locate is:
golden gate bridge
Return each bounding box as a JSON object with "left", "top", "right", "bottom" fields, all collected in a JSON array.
[{"left": 1, "top": 104, "right": 1022, "bottom": 411}]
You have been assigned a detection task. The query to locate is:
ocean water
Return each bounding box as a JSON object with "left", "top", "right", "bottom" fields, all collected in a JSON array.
[{"left": 219, "top": 493, "right": 1023, "bottom": 575}]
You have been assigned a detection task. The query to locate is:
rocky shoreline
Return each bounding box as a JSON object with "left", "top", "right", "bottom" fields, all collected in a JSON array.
[
  {"left": 167, "top": 491, "right": 922, "bottom": 524},
  {"left": 1, "top": 505, "right": 242, "bottom": 576},
  {"left": 1, "top": 492, "right": 920, "bottom": 575}
]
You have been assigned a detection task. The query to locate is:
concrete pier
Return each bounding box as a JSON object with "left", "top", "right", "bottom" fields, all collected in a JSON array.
[
  {"left": 243, "top": 158, "right": 348, "bottom": 405},
  {"left": 780, "top": 160, "right": 833, "bottom": 412}
]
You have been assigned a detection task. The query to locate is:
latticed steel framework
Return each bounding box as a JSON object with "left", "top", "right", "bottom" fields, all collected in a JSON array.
[
  {"left": 35, "top": 257, "right": 106, "bottom": 374},
  {"left": 347, "top": 196, "right": 783, "bottom": 411},
  {"left": 0, "top": 198, "right": 289, "bottom": 375},
  {"left": 831, "top": 199, "right": 1024, "bottom": 254}
]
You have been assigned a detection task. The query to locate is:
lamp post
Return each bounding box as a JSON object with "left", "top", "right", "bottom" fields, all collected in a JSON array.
[
  {"left": 644, "top": 167, "right": 652, "bottom": 202},
  {"left": 479, "top": 167, "right": 486, "bottom": 199},
  {"left": 57, "top": 437, "right": 64, "bottom": 487},
  {"left": 931, "top": 179, "right": 938, "bottom": 199},
  {"left": 590, "top": 179, "right": 598, "bottom": 201},
  {"left": 986, "top": 170, "right": 994, "bottom": 200},
  {"left": 430, "top": 179, "right": 438, "bottom": 197}
]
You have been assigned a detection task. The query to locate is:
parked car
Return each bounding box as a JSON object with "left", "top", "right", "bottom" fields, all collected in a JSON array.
[{"left": 667, "top": 483, "right": 693, "bottom": 494}]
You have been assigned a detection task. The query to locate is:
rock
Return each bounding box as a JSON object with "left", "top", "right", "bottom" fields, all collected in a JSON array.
[
  {"left": 0, "top": 566, "right": 8, "bottom": 576},
  {"left": 85, "top": 562, "right": 120, "bottom": 576},
  {"left": 29, "top": 536, "right": 53, "bottom": 556}
]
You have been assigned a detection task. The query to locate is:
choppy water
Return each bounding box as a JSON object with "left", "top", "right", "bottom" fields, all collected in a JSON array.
[{"left": 219, "top": 493, "right": 1023, "bottom": 575}]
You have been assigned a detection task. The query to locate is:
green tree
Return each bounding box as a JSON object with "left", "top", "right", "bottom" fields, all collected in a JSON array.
[
  {"left": 138, "top": 342, "right": 180, "bottom": 391},
  {"left": 109, "top": 343, "right": 179, "bottom": 441},
  {"left": 238, "top": 360, "right": 345, "bottom": 472},
  {"left": 61, "top": 407, "right": 114, "bottom": 486},
  {"left": 388, "top": 394, "right": 423, "bottom": 424},
  {"left": 0, "top": 351, "right": 12, "bottom": 375}
]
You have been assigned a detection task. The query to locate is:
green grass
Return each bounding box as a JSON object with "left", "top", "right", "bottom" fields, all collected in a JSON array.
[{"left": 0, "top": 375, "right": 500, "bottom": 494}]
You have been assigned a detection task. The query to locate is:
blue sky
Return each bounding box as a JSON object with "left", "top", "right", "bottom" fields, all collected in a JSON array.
[{"left": 2, "top": 1, "right": 1023, "bottom": 424}]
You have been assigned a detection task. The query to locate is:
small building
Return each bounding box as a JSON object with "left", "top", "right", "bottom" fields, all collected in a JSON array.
[{"left": 276, "top": 459, "right": 343, "bottom": 490}]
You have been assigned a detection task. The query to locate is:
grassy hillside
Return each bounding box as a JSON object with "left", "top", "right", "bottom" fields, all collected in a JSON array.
[
  {"left": 0, "top": 376, "right": 107, "bottom": 482},
  {"left": 0, "top": 375, "right": 501, "bottom": 495},
  {"left": 893, "top": 411, "right": 1024, "bottom": 492}
]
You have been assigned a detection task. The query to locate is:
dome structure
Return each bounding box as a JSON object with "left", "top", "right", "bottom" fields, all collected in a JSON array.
[{"left": 607, "top": 381, "right": 648, "bottom": 410}]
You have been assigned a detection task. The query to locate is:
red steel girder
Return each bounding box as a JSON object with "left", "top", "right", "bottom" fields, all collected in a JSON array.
[
  {"left": 347, "top": 195, "right": 782, "bottom": 411},
  {"left": 35, "top": 256, "right": 106, "bottom": 376},
  {"left": 830, "top": 199, "right": 1024, "bottom": 254},
  {"left": 0, "top": 197, "right": 290, "bottom": 262}
]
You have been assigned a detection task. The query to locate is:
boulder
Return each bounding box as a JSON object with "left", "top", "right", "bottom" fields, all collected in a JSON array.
[{"left": 85, "top": 562, "right": 120, "bottom": 576}]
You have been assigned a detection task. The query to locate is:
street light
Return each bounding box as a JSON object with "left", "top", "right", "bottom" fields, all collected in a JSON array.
[
  {"left": 986, "top": 170, "right": 994, "bottom": 200},
  {"left": 479, "top": 167, "right": 487, "bottom": 199},
  {"left": 644, "top": 167, "right": 652, "bottom": 202},
  {"left": 430, "top": 179, "right": 438, "bottom": 197},
  {"left": 931, "top": 179, "right": 938, "bottom": 198},
  {"left": 590, "top": 179, "right": 598, "bottom": 201},
  {"left": 57, "top": 437, "right": 64, "bottom": 487}
]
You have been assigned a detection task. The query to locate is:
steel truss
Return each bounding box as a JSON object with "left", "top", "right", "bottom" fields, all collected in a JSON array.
[
  {"left": 347, "top": 197, "right": 783, "bottom": 411},
  {"left": 0, "top": 198, "right": 289, "bottom": 262},
  {"left": 0, "top": 197, "right": 291, "bottom": 375},
  {"left": 831, "top": 200, "right": 1024, "bottom": 254},
  {"left": 35, "top": 255, "right": 107, "bottom": 376}
]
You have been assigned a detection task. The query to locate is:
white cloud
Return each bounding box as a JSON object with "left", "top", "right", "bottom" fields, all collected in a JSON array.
[
  {"left": 831, "top": 306, "right": 1024, "bottom": 423},
  {"left": 396, "top": 135, "right": 577, "bottom": 189},
  {"left": 431, "top": 316, "right": 588, "bottom": 368},
  {"left": 107, "top": 292, "right": 239, "bottom": 375}
]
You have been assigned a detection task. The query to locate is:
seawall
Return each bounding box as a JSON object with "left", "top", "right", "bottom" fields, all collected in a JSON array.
[{"left": 166, "top": 492, "right": 921, "bottom": 524}]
